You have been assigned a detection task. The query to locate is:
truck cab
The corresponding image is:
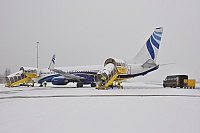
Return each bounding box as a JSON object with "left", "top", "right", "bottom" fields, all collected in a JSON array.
[{"left": 163, "top": 75, "right": 188, "bottom": 88}]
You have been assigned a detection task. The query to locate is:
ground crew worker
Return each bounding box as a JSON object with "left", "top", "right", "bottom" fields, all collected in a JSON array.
[
  {"left": 23, "top": 81, "right": 26, "bottom": 85},
  {"left": 117, "top": 80, "right": 122, "bottom": 89},
  {"left": 43, "top": 80, "right": 47, "bottom": 87},
  {"left": 101, "top": 76, "right": 106, "bottom": 81},
  {"left": 32, "top": 81, "right": 35, "bottom": 87},
  {"left": 101, "top": 75, "right": 106, "bottom": 85},
  {"left": 110, "top": 83, "right": 114, "bottom": 89}
]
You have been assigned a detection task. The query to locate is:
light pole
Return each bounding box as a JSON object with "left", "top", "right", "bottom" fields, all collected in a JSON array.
[{"left": 36, "top": 42, "right": 39, "bottom": 68}]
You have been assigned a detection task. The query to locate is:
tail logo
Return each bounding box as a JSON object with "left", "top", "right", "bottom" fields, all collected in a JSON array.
[
  {"left": 146, "top": 28, "right": 163, "bottom": 60},
  {"left": 52, "top": 55, "right": 56, "bottom": 64}
]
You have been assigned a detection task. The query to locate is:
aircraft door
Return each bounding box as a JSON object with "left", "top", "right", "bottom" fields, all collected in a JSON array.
[{"left": 127, "top": 65, "right": 131, "bottom": 74}]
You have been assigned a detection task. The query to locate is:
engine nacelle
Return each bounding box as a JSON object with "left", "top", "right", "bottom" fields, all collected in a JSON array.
[{"left": 51, "top": 76, "right": 69, "bottom": 85}]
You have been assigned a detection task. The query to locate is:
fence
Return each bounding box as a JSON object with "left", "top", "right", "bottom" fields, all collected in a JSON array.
[{"left": 0, "top": 77, "right": 5, "bottom": 84}]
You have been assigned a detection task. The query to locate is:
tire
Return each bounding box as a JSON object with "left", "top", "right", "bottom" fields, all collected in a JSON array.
[
  {"left": 173, "top": 85, "right": 176, "bottom": 88},
  {"left": 91, "top": 83, "right": 96, "bottom": 87},
  {"left": 77, "top": 82, "right": 83, "bottom": 87}
]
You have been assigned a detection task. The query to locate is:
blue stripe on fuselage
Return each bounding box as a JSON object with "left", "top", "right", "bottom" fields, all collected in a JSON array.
[
  {"left": 75, "top": 73, "right": 95, "bottom": 84},
  {"left": 118, "top": 65, "right": 159, "bottom": 79},
  {"left": 39, "top": 66, "right": 159, "bottom": 84},
  {"left": 70, "top": 66, "right": 159, "bottom": 80},
  {"left": 38, "top": 74, "right": 61, "bottom": 83}
]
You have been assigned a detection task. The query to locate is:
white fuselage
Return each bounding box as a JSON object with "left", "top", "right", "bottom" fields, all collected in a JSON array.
[{"left": 36, "top": 63, "right": 157, "bottom": 82}]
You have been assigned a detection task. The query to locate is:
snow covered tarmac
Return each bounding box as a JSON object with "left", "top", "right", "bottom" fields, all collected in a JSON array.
[{"left": 0, "top": 82, "right": 200, "bottom": 133}]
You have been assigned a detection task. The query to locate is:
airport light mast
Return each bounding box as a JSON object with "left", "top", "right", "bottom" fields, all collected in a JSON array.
[{"left": 36, "top": 42, "right": 39, "bottom": 68}]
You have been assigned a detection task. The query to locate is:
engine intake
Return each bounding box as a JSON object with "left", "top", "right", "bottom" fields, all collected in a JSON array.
[{"left": 51, "top": 76, "right": 69, "bottom": 85}]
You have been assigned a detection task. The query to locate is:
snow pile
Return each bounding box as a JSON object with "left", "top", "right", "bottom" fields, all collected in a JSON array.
[{"left": 0, "top": 82, "right": 200, "bottom": 133}]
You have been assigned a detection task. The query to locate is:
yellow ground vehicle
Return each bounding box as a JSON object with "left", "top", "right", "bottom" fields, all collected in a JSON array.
[
  {"left": 163, "top": 75, "right": 196, "bottom": 89},
  {"left": 184, "top": 79, "right": 196, "bottom": 89},
  {"left": 163, "top": 75, "right": 188, "bottom": 88},
  {"left": 5, "top": 67, "right": 38, "bottom": 87}
]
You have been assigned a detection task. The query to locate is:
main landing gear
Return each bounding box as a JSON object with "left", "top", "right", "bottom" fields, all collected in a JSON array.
[
  {"left": 76, "top": 82, "right": 96, "bottom": 88},
  {"left": 77, "top": 82, "right": 83, "bottom": 87}
]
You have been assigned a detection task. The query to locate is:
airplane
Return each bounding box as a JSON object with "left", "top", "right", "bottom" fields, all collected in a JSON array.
[
  {"left": 5, "top": 27, "right": 163, "bottom": 87},
  {"left": 47, "top": 27, "right": 164, "bottom": 88}
]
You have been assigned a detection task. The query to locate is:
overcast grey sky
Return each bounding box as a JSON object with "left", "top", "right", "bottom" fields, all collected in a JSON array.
[{"left": 0, "top": 0, "right": 200, "bottom": 81}]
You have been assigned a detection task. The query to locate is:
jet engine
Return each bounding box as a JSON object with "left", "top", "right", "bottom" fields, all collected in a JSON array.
[{"left": 51, "top": 76, "right": 69, "bottom": 85}]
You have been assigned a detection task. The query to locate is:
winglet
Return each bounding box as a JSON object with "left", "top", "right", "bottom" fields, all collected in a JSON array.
[{"left": 48, "top": 55, "right": 56, "bottom": 70}]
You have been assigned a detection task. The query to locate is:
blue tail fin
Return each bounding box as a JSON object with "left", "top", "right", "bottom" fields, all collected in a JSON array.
[
  {"left": 130, "top": 27, "right": 164, "bottom": 64},
  {"left": 48, "top": 55, "right": 56, "bottom": 70}
]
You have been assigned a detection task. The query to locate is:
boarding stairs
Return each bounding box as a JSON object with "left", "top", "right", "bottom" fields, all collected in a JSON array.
[
  {"left": 6, "top": 70, "right": 38, "bottom": 87},
  {"left": 96, "top": 67, "right": 126, "bottom": 90}
]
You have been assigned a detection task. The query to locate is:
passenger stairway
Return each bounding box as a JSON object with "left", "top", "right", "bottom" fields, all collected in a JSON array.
[
  {"left": 95, "top": 58, "right": 127, "bottom": 90},
  {"left": 5, "top": 67, "right": 38, "bottom": 87}
]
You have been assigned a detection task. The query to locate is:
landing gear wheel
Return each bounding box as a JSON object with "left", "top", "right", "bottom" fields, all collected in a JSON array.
[
  {"left": 77, "top": 82, "right": 83, "bottom": 87},
  {"left": 91, "top": 83, "right": 96, "bottom": 87}
]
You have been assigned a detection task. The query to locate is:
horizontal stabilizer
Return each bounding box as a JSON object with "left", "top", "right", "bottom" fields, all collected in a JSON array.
[
  {"left": 141, "top": 59, "right": 157, "bottom": 68},
  {"left": 159, "top": 63, "right": 175, "bottom": 66}
]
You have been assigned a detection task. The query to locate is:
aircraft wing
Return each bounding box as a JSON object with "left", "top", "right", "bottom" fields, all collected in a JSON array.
[
  {"left": 51, "top": 69, "right": 85, "bottom": 80},
  {"left": 48, "top": 55, "right": 85, "bottom": 81}
]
